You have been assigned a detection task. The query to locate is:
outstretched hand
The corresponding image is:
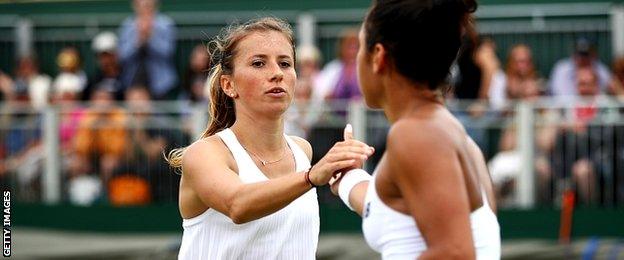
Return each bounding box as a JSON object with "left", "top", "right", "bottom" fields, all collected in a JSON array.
[
  {"left": 329, "top": 124, "right": 374, "bottom": 195},
  {"left": 309, "top": 124, "right": 373, "bottom": 187}
]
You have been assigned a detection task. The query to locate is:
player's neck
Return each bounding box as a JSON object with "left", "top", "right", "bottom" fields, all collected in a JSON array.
[
  {"left": 230, "top": 115, "right": 285, "bottom": 152},
  {"left": 382, "top": 75, "right": 443, "bottom": 123}
]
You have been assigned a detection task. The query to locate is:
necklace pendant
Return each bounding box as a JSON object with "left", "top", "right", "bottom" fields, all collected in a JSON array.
[{"left": 261, "top": 161, "right": 267, "bottom": 166}]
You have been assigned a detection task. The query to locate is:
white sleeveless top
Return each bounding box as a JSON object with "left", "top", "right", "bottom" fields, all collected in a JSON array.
[
  {"left": 361, "top": 170, "right": 501, "bottom": 259},
  {"left": 178, "top": 128, "right": 319, "bottom": 260}
]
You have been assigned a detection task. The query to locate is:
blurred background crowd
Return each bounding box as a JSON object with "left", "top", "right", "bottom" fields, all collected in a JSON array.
[{"left": 1, "top": 0, "right": 624, "bottom": 213}]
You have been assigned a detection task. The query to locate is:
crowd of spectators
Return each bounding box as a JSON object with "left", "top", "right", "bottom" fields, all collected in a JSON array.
[
  {"left": 0, "top": 1, "right": 623, "bottom": 207},
  {"left": 466, "top": 37, "right": 624, "bottom": 207}
]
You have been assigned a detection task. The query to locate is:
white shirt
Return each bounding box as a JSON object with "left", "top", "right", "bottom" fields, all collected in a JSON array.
[
  {"left": 362, "top": 169, "right": 501, "bottom": 259},
  {"left": 178, "top": 128, "right": 319, "bottom": 260}
]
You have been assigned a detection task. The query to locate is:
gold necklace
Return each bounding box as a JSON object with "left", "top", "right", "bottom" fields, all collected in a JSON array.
[{"left": 241, "top": 142, "right": 289, "bottom": 166}]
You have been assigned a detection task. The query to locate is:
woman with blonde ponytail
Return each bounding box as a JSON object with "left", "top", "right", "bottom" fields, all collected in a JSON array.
[{"left": 169, "top": 17, "right": 374, "bottom": 260}]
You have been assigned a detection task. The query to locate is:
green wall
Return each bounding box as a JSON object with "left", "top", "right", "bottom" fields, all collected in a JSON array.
[
  {"left": 14, "top": 203, "right": 624, "bottom": 239},
  {"left": 1, "top": 0, "right": 623, "bottom": 15}
]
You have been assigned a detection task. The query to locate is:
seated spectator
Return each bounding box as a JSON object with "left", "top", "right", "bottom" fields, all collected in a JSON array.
[
  {"left": 549, "top": 37, "right": 611, "bottom": 97},
  {"left": 73, "top": 84, "right": 128, "bottom": 182},
  {"left": 551, "top": 67, "right": 615, "bottom": 205},
  {"left": 451, "top": 36, "right": 487, "bottom": 100},
  {"left": 307, "top": 30, "right": 360, "bottom": 166},
  {"left": 53, "top": 47, "right": 88, "bottom": 95},
  {"left": 314, "top": 28, "right": 361, "bottom": 118},
  {"left": 285, "top": 45, "right": 322, "bottom": 138},
  {"left": 84, "top": 31, "right": 124, "bottom": 100},
  {"left": 118, "top": 0, "right": 177, "bottom": 99},
  {"left": 487, "top": 44, "right": 545, "bottom": 109},
  {"left": 0, "top": 70, "right": 15, "bottom": 102},
  {"left": 12, "top": 56, "right": 52, "bottom": 109},
  {"left": 182, "top": 44, "right": 210, "bottom": 103},
  {"left": 116, "top": 85, "right": 180, "bottom": 203},
  {"left": 449, "top": 39, "right": 503, "bottom": 154},
  {"left": 608, "top": 56, "right": 624, "bottom": 99},
  {"left": 0, "top": 74, "right": 42, "bottom": 202},
  {"left": 51, "top": 73, "right": 86, "bottom": 151},
  {"left": 487, "top": 71, "right": 557, "bottom": 206}
]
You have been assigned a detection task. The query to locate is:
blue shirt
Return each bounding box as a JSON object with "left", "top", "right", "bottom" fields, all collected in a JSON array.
[{"left": 118, "top": 14, "right": 177, "bottom": 98}]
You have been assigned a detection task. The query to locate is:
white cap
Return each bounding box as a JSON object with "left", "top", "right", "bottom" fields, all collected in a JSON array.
[
  {"left": 296, "top": 45, "right": 321, "bottom": 64},
  {"left": 92, "top": 31, "right": 118, "bottom": 53},
  {"left": 53, "top": 73, "right": 82, "bottom": 94}
]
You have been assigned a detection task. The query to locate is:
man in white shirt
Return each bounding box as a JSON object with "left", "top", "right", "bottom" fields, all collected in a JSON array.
[{"left": 549, "top": 37, "right": 611, "bottom": 97}]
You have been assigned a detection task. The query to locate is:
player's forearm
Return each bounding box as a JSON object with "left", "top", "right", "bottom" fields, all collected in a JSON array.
[
  {"left": 227, "top": 172, "right": 312, "bottom": 224},
  {"left": 349, "top": 182, "right": 369, "bottom": 216}
]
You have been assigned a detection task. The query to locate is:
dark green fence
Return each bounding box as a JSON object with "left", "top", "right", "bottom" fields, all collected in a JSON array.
[{"left": 0, "top": 1, "right": 621, "bottom": 84}]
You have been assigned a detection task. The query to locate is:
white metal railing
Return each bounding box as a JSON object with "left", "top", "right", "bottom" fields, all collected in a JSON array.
[{"left": 1, "top": 97, "right": 623, "bottom": 207}]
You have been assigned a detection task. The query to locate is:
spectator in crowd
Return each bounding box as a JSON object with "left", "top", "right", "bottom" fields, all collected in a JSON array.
[
  {"left": 12, "top": 56, "right": 52, "bottom": 109},
  {"left": 53, "top": 47, "right": 88, "bottom": 95},
  {"left": 182, "top": 44, "right": 210, "bottom": 103},
  {"left": 551, "top": 67, "right": 614, "bottom": 204},
  {"left": 308, "top": 30, "right": 361, "bottom": 165},
  {"left": 51, "top": 73, "right": 86, "bottom": 151},
  {"left": 549, "top": 37, "right": 611, "bottom": 97},
  {"left": 503, "top": 45, "right": 544, "bottom": 98},
  {"left": 0, "top": 72, "right": 42, "bottom": 202},
  {"left": 85, "top": 31, "right": 124, "bottom": 100},
  {"left": 48, "top": 73, "right": 101, "bottom": 205},
  {"left": 0, "top": 70, "right": 15, "bottom": 102},
  {"left": 608, "top": 56, "right": 624, "bottom": 99},
  {"left": 450, "top": 38, "right": 501, "bottom": 155},
  {"left": 487, "top": 44, "right": 545, "bottom": 109},
  {"left": 116, "top": 85, "right": 180, "bottom": 203},
  {"left": 315, "top": 28, "right": 361, "bottom": 108},
  {"left": 285, "top": 45, "right": 322, "bottom": 138},
  {"left": 486, "top": 57, "right": 556, "bottom": 206},
  {"left": 474, "top": 39, "right": 501, "bottom": 101},
  {"left": 118, "top": 0, "right": 177, "bottom": 100},
  {"left": 451, "top": 36, "right": 485, "bottom": 100},
  {"left": 73, "top": 83, "right": 128, "bottom": 183},
  {"left": 297, "top": 45, "right": 321, "bottom": 79},
  {"left": 178, "top": 44, "right": 210, "bottom": 144},
  {"left": 488, "top": 122, "right": 558, "bottom": 206}
]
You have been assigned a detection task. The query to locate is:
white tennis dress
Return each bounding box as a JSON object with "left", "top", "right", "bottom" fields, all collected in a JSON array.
[
  {"left": 178, "top": 128, "right": 319, "bottom": 260},
  {"left": 362, "top": 169, "right": 501, "bottom": 259}
]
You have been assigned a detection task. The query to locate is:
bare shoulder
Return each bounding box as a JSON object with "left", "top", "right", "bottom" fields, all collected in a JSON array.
[
  {"left": 465, "top": 136, "right": 484, "bottom": 158},
  {"left": 182, "top": 135, "right": 236, "bottom": 175},
  {"left": 386, "top": 119, "right": 456, "bottom": 155},
  {"left": 288, "top": 135, "right": 313, "bottom": 161}
]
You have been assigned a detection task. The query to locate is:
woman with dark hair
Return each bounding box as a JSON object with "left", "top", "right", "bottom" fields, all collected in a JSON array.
[
  {"left": 181, "top": 44, "right": 211, "bottom": 103},
  {"left": 166, "top": 17, "right": 373, "bottom": 259},
  {"left": 331, "top": 0, "right": 501, "bottom": 259}
]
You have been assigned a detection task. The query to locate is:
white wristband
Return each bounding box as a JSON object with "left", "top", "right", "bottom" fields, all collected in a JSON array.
[{"left": 338, "top": 169, "right": 371, "bottom": 211}]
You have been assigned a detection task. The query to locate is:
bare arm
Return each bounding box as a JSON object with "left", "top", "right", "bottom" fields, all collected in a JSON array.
[
  {"left": 387, "top": 122, "right": 475, "bottom": 259},
  {"left": 183, "top": 136, "right": 371, "bottom": 224},
  {"left": 330, "top": 124, "right": 374, "bottom": 216},
  {"left": 466, "top": 136, "right": 497, "bottom": 213}
]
